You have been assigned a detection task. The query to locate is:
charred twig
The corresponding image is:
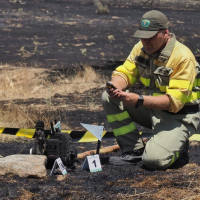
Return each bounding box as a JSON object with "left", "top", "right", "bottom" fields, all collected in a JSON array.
[
  {"left": 18, "top": 144, "right": 26, "bottom": 154},
  {"left": 126, "top": 192, "right": 147, "bottom": 197},
  {"left": 188, "top": 173, "right": 196, "bottom": 188},
  {"left": 143, "top": 0, "right": 161, "bottom": 8},
  {"left": 143, "top": 0, "right": 152, "bottom": 7},
  {"left": 77, "top": 145, "right": 120, "bottom": 159}
]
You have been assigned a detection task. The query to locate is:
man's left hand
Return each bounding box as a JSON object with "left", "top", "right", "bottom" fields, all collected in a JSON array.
[{"left": 116, "top": 91, "right": 139, "bottom": 106}]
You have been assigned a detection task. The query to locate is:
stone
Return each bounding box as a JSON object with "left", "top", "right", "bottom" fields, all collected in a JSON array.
[{"left": 0, "top": 154, "right": 47, "bottom": 178}]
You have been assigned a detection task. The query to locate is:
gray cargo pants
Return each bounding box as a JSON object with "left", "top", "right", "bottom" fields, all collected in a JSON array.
[{"left": 102, "top": 91, "right": 200, "bottom": 170}]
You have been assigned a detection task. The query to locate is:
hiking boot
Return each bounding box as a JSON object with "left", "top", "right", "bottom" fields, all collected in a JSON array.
[
  {"left": 169, "top": 140, "right": 189, "bottom": 169},
  {"left": 109, "top": 148, "right": 144, "bottom": 165}
]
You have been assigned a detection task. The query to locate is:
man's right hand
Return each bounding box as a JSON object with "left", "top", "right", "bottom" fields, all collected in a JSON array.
[
  {"left": 106, "top": 81, "right": 121, "bottom": 100},
  {"left": 106, "top": 75, "right": 128, "bottom": 99}
]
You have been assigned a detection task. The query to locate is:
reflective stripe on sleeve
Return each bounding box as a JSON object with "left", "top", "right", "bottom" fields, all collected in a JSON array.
[
  {"left": 107, "top": 111, "right": 130, "bottom": 123},
  {"left": 169, "top": 79, "right": 193, "bottom": 91},
  {"left": 124, "top": 60, "right": 138, "bottom": 75},
  {"left": 153, "top": 91, "right": 198, "bottom": 103},
  {"left": 113, "top": 122, "right": 136, "bottom": 136},
  {"left": 116, "top": 60, "right": 138, "bottom": 85},
  {"left": 166, "top": 88, "right": 188, "bottom": 103}
]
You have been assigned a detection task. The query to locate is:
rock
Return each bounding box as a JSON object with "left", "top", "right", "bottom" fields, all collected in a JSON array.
[{"left": 0, "top": 154, "right": 47, "bottom": 178}]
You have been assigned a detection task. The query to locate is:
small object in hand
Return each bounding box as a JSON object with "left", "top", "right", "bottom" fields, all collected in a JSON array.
[{"left": 106, "top": 82, "right": 117, "bottom": 90}]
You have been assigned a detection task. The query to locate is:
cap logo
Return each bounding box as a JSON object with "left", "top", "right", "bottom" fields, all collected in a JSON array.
[{"left": 141, "top": 20, "right": 150, "bottom": 28}]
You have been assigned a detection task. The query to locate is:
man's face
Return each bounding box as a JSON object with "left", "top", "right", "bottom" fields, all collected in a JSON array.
[{"left": 141, "top": 30, "right": 169, "bottom": 54}]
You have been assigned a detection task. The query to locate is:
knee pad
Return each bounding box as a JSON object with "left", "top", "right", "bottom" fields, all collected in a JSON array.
[
  {"left": 143, "top": 153, "right": 167, "bottom": 170},
  {"left": 142, "top": 145, "right": 174, "bottom": 170}
]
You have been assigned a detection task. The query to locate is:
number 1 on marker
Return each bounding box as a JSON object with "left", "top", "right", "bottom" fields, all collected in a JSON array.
[{"left": 92, "top": 160, "right": 97, "bottom": 168}]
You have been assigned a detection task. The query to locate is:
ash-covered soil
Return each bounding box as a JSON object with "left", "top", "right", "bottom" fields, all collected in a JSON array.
[
  {"left": 1, "top": 136, "right": 200, "bottom": 200},
  {"left": 0, "top": 0, "right": 199, "bottom": 69}
]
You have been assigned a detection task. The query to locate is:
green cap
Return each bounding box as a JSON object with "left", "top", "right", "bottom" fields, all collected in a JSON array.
[{"left": 134, "top": 10, "right": 169, "bottom": 39}]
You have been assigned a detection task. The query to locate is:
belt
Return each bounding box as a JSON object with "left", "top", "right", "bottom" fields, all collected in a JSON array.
[{"left": 163, "top": 104, "right": 199, "bottom": 115}]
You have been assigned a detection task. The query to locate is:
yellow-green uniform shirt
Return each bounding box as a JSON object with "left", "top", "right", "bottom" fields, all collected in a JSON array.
[{"left": 112, "top": 33, "right": 199, "bottom": 113}]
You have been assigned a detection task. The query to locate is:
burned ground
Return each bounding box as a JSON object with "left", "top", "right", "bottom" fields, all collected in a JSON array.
[
  {"left": 0, "top": 0, "right": 200, "bottom": 69},
  {"left": 1, "top": 137, "right": 200, "bottom": 199},
  {"left": 1, "top": 0, "right": 200, "bottom": 199}
]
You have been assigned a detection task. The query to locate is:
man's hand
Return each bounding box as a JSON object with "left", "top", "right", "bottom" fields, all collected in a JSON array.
[
  {"left": 116, "top": 91, "right": 138, "bottom": 106},
  {"left": 106, "top": 80, "right": 170, "bottom": 110},
  {"left": 106, "top": 82, "right": 121, "bottom": 99},
  {"left": 106, "top": 83, "right": 138, "bottom": 105}
]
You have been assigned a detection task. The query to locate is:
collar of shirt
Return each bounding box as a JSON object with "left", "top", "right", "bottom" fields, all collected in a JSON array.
[{"left": 141, "top": 33, "right": 176, "bottom": 63}]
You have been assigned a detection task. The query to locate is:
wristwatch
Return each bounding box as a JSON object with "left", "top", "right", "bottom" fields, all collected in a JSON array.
[{"left": 135, "top": 95, "right": 144, "bottom": 108}]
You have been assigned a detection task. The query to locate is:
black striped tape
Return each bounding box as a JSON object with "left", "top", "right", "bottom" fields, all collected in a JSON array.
[
  {"left": 0, "top": 127, "right": 200, "bottom": 142},
  {"left": 0, "top": 127, "right": 114, "bottom": 142}
]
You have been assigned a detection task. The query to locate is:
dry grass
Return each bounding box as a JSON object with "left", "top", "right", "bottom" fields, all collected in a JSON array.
[
  {"left": 0, "top": 63, "right": 108, "bottom": 129},
  {"left": 70, "top": 64, "right": 107, "bottom": 92},
  {"left": 0, "top": 63, "right": 46, "bottom": 99},
  {"left": 0, "top": 134, "right": 32, "bottom": 143},
  {"left": 0, "top": 63, "right": 106, "bottom": 99},
  {"left": 94, "top": 0, "right": 109, "bottom": 14}
]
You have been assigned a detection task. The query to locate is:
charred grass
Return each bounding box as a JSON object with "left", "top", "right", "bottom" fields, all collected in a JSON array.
[{"left": 1, "top": 136, "right": 200, "bottom": 199}]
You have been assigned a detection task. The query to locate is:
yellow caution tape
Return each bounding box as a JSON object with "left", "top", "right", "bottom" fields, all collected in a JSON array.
[{"left": 0, "top": 127, "right": 200, "bottom": 142}]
